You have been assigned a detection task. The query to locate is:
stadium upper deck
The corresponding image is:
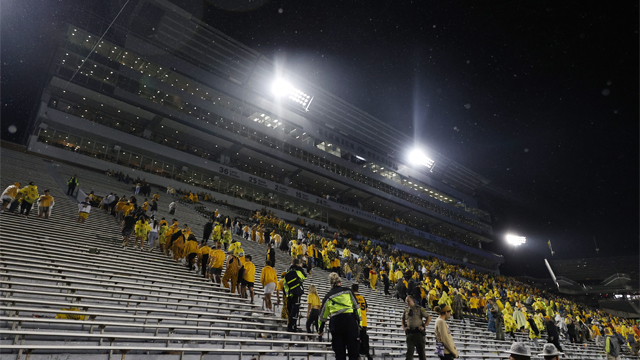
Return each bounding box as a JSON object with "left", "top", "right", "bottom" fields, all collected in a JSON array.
[{"left": 26, "top": 0, "right": 503, "bottom": 271}]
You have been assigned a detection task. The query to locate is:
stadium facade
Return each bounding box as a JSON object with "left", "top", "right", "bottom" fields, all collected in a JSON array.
[{"left": 26, "top": 0, "right": 503, "bottom": 271}]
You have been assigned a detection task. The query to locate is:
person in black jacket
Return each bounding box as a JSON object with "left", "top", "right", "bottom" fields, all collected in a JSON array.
[
  {"left": 396, "top": 279, "right": 407, "bottom": 300},
  {"left": 67, "top": 175, "right": 78, "bottom": 196},
  {"left": 150, "top": 198, "right": 158, "bottom": 219},
  {"left": 545, "top": 316, "right": 563, "bottom": 353},
  {"left": 202, "top": 218, "right": 214, "bottom": 245},
  {"left": 407, "top": 276, "right": 416, "bottom": 297},
  {"left": 284, "top": 259, "right": 307, "bottom": 332},
  {"left": 382, "top": 270, "right": 391, "bottom": 296},
  {"left": 567, "top": 318, "right": 577, "bottom": 343},
  {"left": 318, "top": 273, "right": 361, "bottom": 360},
  {"left": 266, "top": 242, "right": 276, "bottom": 267}
]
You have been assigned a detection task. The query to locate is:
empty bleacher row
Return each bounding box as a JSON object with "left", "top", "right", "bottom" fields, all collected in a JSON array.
[{"left": 0, "top": 148, "right": 634, "bottom": 360}]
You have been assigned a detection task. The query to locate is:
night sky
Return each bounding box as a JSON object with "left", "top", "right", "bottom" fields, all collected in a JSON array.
[{"left": 2, "top": 0, "right": 638, "bottom": 277}]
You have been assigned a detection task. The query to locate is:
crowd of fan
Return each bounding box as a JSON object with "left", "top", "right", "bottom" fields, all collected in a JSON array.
[{"left": 2, "top": 174, "right": 638, "bottom": 360}]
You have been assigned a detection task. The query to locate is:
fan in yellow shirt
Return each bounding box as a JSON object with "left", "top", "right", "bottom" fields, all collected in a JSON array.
[
  {"left": 305, "top": 285, "right": 322, "bottom": 333},
  {"left": 208, "top": 242, "right": 225, "bottom": 284},
  {"left": 122, "top": 202, "right": 135, "bottom": 216},
  {"left": 260, "top": 260, "right": 277, "bottom": 313},
  {"left": 240, "top": 255, "right": 256, "bottom": 303},
  {"left": 183, "top": 235, "right": 199, "bottom": 271},
  {"left": 198, "top": 244, "right": 211, "bottom": 278},
  {"left": 36, "top": 189, "right": 55, "bottom": 219}
]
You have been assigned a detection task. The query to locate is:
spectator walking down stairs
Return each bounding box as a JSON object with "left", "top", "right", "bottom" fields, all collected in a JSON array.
[
  {"left": 37, "top": 189, "right": 55, "bottom": 219},
  {"left": 1, "top": 182, "right": 21, "bottom": 213},
  {"left": 77, "top": 197, "right": 91, "bottom": 224},
  {"left": 318, "top": 272, "right": 361, "bottom": 360},
  {"left": 18, "top": 182, "right": 39, "bottom": 218}
]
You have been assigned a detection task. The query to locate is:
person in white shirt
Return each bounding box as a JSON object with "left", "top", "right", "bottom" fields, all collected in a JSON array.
[
  {"left": 147, "top": 219, "right": 160, "bottom": 252},
  {"left": 1, "top": 182, "right": 21, "bottom": 213},
  {"left": 77, "top": 198, "right": 91, "bottom": 224}
]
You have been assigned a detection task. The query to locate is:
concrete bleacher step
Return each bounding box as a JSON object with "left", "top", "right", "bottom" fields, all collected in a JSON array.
[{"left": 1, "top": 149, "right": 635, "bottom": 360}]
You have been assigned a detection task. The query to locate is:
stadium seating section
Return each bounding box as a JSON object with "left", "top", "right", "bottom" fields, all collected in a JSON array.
[{"left": 0, "top": 148, "right": 636, "bottom": 360}]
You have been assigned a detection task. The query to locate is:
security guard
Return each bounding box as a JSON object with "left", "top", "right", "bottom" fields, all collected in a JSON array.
[
  {"left": 318, "top": 272, "right": 361, "bottom": 360},
  {"left": 66, "top": 175, "right": 79, "bottom": 196},
  {"left": 284, "top": 258, "right": 307, "bottom": 332}
]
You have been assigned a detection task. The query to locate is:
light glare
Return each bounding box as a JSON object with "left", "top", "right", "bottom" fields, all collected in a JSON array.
[
  {"left": 272, "top": 78, "right": 313, "bottom": 111},
  {"left": 505, "top": 234, "right": 526, "bottom": 246},
  {"left": 408, "top": 148, "right": 435, "bottom": 170},
  {"left": 272, "top": 79, "right": 294, "bottom": 97}
]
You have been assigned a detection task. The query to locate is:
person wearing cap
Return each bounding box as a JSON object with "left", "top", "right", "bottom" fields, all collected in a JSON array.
[
  {"left": 402, "top": 295, "right": 432, "bottom": 360},
  {"left": 433, "top": 303, "right": 457, "bottom": 359},
  {"left": 538, "top": 343, "right": 563, "bottom": 360},
  {"left": 318, "top": 272, "right": 361, "bottom": 360},
  {"left": 505, "top": 342, "right": 531, "bottom": 360},
  {"left": 284, "top": 258, "right": 307, "bottom": 332}
]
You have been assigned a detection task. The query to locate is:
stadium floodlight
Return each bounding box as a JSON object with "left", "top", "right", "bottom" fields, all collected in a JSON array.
[
  {"left": 408, "top": 148, "right": 436, "bottom": 171},
  {"left": 505, "top": 234, "right": 526, "bottom": 246},
  {"left": 272, "top": 78, "right": 313, "bottom": 111}
]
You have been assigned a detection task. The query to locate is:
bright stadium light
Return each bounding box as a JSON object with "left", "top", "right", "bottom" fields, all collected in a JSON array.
[
  {"left": 408, "top": 148, "right": 435, "bottom": 171},
  {"left": 272, "top": 78, "right": 313, "bottom": 111},
  {"left": 505, "top": 234, "right": 526, "bottom": 246},
  {"left": 272, "top": 79, "right": 294, "bottom": 97}
]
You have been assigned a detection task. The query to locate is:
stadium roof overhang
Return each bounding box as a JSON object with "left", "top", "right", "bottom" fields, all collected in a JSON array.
[{"left": 546, "top": 258, "right": 639, "bottom": 295}]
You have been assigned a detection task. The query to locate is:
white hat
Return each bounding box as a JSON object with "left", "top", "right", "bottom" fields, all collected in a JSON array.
[
  {"left": 538, "top": 343, "right": 564, "bottom": 356},
  {"left": 505, "top": 342, "right": 531, "bottom": 357}
]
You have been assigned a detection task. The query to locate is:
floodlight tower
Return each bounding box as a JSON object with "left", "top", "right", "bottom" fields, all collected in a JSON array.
[
  {"left": 505, "top": 234, "right": 527, "bottom": 246},
  {"left": 272, "top": 79, "right": 313, "bottom": 111},
  {"left": 408, "top": 148, "right": 436, "bottom": 171}
]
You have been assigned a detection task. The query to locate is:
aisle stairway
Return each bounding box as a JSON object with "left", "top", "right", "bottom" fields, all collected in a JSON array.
[{"left": 0, "top": 149, "right": 636, "bottom": 360}]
